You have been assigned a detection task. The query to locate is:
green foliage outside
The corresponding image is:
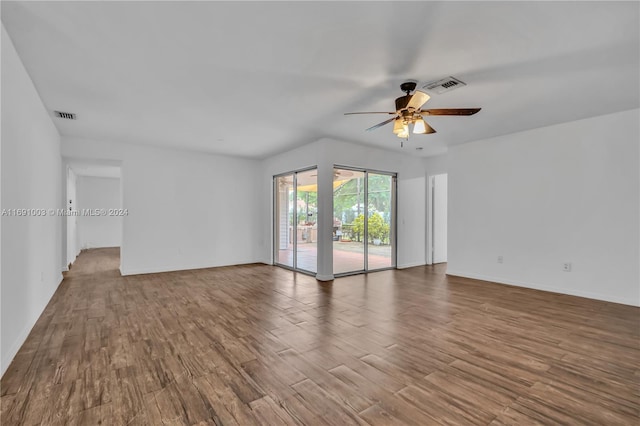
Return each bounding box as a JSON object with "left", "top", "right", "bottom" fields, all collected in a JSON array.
[
  {"left": 352, "top": 213, "right": 390, "bottom": 244},
  {"left": 334, "top": 174, "right": 392, "bottom": 244},
  {"left": 284, "top": 174, "right": 392, "bottom": 244},
  {"left": 294, "top": 191, "right": 317, "bottom": 225},
  {"left": 352, "top": 214, "right": 364, "bottom": 241},
  {"left": 333, "top": 175, "right": 391, "bottom": 224}
]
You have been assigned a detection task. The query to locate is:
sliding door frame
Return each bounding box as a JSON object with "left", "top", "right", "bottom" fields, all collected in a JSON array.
[
  {"left": 273, "top": 166, "right": 317, "bottom": 276},
  {"left": 333, "top": 165, "right": 397, "bottom": 277}
]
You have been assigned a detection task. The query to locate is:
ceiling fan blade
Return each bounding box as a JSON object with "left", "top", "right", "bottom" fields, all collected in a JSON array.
[
  {"left": 365, "top": 117, "right": 397, "bottom": 132},
  {"left": 344, "top": 112, "right": 396, "bottom": 115},
  {"left": 407, "top": 90, "right": 430, "bottom": 110},
  {"left": 421, "top": 108, "right": 481, "bottom": 116}
]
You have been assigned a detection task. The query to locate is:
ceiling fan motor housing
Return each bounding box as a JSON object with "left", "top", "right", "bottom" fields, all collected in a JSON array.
[
  {"left": 395, "top": 95, "right": 412, "bottom": 112},
  {"left": 396, "top": 81, "right": 418, "bottom": 111}
]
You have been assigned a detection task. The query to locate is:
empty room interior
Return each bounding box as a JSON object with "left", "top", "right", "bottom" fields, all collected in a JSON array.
[{"left": 1, "top": 1, "right": 639, "bottom": 425}]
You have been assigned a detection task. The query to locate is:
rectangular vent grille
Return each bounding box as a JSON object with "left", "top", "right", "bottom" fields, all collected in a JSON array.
[
  {"left": 54, "top": 111, "right": 76, "bottom": 120},
  {"left": 422, "top": 77, "right": 466, "bottom": 95}
]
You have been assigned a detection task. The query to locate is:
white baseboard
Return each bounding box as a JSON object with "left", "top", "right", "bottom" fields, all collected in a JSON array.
[
  {"left": 1, "top": 322, "right": 34, "bottom": 378},
  {"left": 446, "top": 270, "right": 639, "bottom": 307},
  {"left": 120, "top": 260, "right": 260, "bottom": 276},
  {"left": 1, "top": 273, "right": 64, "bottom": 378},
  {"left": 397, "top": 261, "right": 427, "bottom": 269}
]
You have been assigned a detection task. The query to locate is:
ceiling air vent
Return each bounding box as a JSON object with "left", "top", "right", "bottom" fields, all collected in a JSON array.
[
  {"left": 422, "top": 76, "right": 466, "bottom": 95},
  {"left": 54, "top": 111, "right": 76, "bottom": 120}
]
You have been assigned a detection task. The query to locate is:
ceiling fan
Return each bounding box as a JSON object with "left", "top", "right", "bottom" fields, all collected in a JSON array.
[{"left": 344, "top": 81, "right": 481, "bottom": 142}]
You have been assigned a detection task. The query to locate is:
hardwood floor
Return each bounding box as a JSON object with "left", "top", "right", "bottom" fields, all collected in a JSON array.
[{"left": 1, "top": 248, "right": 638, "bottom": 425}]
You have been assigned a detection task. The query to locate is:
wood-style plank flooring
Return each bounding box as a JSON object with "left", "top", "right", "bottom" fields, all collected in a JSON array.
[{"left": 1, "top": 247, "right": 639, "bottom": 425}]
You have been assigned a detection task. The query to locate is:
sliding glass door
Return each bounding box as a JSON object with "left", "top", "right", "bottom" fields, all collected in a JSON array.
[
  {"left": 274, "top": 168, "right": 317, "bottom": 274},
  {"left": 367, "top": 172, "right": 394, "bottom": 270},
  {"left": 295, "top": 169, "right": 318, "bottom": 273},
  {"left": 333, "top": 167, "right": 396, "bottom": 276},
  {"left": 333, "top": 169, "right": 366, "bottom": 274},
  {"left": 274, "top": 174, "right": 295, "bottom": 268},
  {"left": 275, "top": 166, "right": 394, "bottom": 276}
]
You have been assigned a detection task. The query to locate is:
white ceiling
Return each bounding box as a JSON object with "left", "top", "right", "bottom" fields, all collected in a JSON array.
[{"left": 2, "top": 1, "right": 638, "bottom": 158}]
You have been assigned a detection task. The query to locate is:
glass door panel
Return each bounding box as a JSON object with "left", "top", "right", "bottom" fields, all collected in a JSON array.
[
  {"left": 274, "top": 174, "right": 294, "bottom": 268},
  {"left": 295, "top": 169, "right": 318, "bottom": 273},
  {"left": 367, "top": 173, "right": 395, "bottom": 270},
  {"left": 333, "top": 169, "right": 365, "bottom": 275},
  {"left": 276, "top": 167, "right": 395, "bottom": 277}
]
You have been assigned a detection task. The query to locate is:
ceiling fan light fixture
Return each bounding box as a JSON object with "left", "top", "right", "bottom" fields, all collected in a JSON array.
[
  {"left": 344, "top": 81, "right": 480, "bottom": 142},
  {"left": 413, "top": 118, "right": 427, "bottom": 134},
  {"left": 423, "top": 120, "right": 436, "bottom": 134},
  {"left": 392, "top": 118, "right": 404, "bottom": 134}
]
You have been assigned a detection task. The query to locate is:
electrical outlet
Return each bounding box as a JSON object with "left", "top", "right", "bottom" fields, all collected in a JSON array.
[
  {"left": 563, "top": 262, "right": 572, "bottom": 272},
  {"left": 497, "top": 256, "right": 503, "bottom": 264}
]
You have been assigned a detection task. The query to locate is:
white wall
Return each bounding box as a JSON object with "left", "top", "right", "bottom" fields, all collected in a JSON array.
[
  {"left": 77, "top": 176, "right": 122, "bottom": 249},
  {"left": 1, "top": 25, "right": 63, "bottom": 376},
  {"left": 62, "top": 138, "right": 262, "bottom": 275},
  {"left": 261, "top": 138, "right": 427, "bottom": 278},
  {"left": 424, "top": 154, "right": 448, "bottom": 177},
  {"left": 447, "top": 108, "right": 640, "bottom": 306}
]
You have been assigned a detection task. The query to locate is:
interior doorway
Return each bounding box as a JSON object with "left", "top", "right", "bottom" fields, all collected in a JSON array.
[
  {"left": 64, "top": 161, "right": 123, "bottom": 271},
  {"left": 428, "top": 173, "right": 448, "bottom": 264}
]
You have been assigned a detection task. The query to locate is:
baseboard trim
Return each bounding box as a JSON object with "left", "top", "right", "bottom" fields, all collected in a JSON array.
[
  {"left": 2, "top": 322, "right": 35, "bottom": 378},
  {"left": 120, "top": 260, "right": 261, "bottom": 276},
  {"left": 446, "top": 270, "right": 639, "bottom": 307},
  {"left": 1, "top": 273, "right": 64, "bottom": 378},
  {"left": 397, "top": 261, "right": 427, "bottom": 269}
]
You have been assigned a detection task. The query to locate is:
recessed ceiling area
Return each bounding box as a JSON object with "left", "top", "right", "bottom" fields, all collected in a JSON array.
[{"left": 2, "top": 1, "right": 638, "bottom": 158}]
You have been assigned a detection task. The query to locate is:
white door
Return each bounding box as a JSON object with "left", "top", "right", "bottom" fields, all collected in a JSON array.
[{"left": 432, "top": 174, "right": 448, "bottom": 264}]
